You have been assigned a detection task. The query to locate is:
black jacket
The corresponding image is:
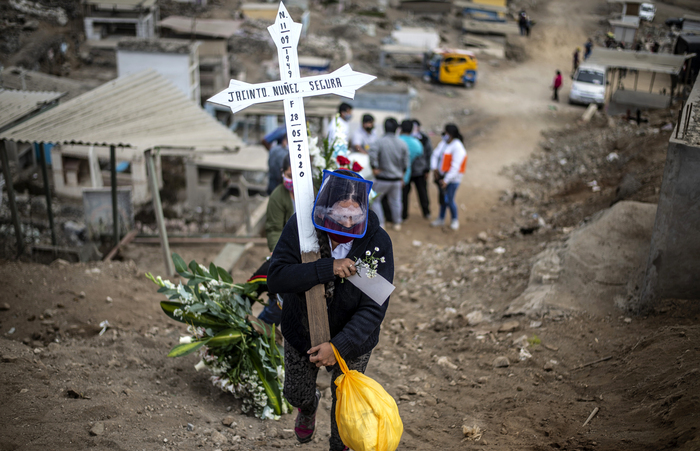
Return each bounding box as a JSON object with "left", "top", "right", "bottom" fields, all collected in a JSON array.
[{"left": 267, "top": 210, "right": 394, "bottom": 361}]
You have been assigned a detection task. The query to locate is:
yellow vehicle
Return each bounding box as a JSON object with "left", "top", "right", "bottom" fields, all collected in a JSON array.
[{"left": 423, "top": 48, "right": 479, "bottom": 88}]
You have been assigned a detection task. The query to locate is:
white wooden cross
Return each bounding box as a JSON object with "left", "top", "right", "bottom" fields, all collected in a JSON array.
[{"left": 208, "top": 2, "right": 375, "bottom": 346}]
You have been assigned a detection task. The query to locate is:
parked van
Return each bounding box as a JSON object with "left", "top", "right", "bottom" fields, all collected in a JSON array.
[
  {"left": 569, "top": 64, "right": 607, "bottom": 106},
  {"left": 640, "top": 3, "right": 656, "bottom": 22}
]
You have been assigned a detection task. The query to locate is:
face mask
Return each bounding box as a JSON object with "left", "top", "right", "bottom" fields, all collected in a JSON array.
[
  {"left": 442, "top": 134, "right": 449, "bottom": 142},
  {"left": 283, "top": 176, "right": 293, "bottom": 192},
  {"left": 364, "top": 126, "right": 373, "bottom": 133},
  {"left": 344, "top": 113, "right": 352, "bottom": 121},
  {"left": 328, "top": 231, "right": 354, "bottom": 244}
]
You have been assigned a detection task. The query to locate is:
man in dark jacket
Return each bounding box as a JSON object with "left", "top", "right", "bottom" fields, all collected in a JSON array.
[{"left": 402, "top": 119, "right": 432, "bottom": 220}]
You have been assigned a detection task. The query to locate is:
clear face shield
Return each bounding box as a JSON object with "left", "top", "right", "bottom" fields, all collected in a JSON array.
[{"left": 312, "top": 170, "right": 373, "bottom": 239}]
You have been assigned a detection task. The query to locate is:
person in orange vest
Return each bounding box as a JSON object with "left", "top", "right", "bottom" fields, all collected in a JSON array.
[{"left": 430, "top": 124, "right": 467, "bottom": 231}]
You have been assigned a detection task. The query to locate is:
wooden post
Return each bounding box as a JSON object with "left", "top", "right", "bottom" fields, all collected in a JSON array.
[
  {"left": 38, "top": 143, "right": 57, "bottom": 246},
  {"left": 145, "top": 149, "right": 175, "bottom": 276},
  {"left": 238, "top": 174, "right": 252, "bottom": 235},
  {"left": 110, "top": 145, "right": 119, "bottom": 247},
  {"left": 302, "top": 251, "right": 331, "bottom": 345},
  {"left": 0, "top": 145, "right": 24, "bottom": 256},
  {"left": 649, "top": 71, "right": 656, "bottom": 94}
]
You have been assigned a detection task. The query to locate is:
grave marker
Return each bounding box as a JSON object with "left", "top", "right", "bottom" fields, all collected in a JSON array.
[{"left": 208, "top": 2, "right": 375, "bottom": 346}]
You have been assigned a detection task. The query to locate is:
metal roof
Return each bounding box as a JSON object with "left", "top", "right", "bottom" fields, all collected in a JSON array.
[
  {"left": 462, "top": 19, "right": 520, "bottom": 35},
  {"left": 0, "top": 89, "right": 64, "bottom": 133},
  {"left": 608, "top": 19, "right": 639, "bottom": 28},
  {"left": 683, "top": 14, "right": 700, "bottom": 23},
  {"left": 158, "top": 16, "right": 243, "bottom": 39},
  {"left": 193, "top": 148, "right": 268, "bottom": 172},
  {"left": 586, "top": 48, "right": 694, "bottom": 75},
  {"left": 607, "top": 0, "right": 645, "bottom": 4},
  {"left": 1, "top": 66, "right": 94, "bottom": 101},
  {"left": 0, "top": 69, "right": 244, "bottom": 151},
  {"left": 84, "top": 0, "right": 156, "bottom": 8}
]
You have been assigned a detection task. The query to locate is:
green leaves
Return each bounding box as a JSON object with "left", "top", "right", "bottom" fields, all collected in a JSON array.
[
  {"left": 160, "top": 301, "right": 229, "bottom": 329},
  {"left": 152, "top": 254, "right": 288, "bottom": 420},
  {"left": 217, "top": 267, "right": 233, "bottom": 284},
  {"left": 207, "top": 328, "right": 243, "bottom": 347},
  {"left": 167, "top": 339, "right": 208, "bottom": 357},
  {"left": 171, "top": 253, "right": 242, "bottom": 290},
  {"left": 166, "top": 328, "right": 243, "bottom": 358},
  {"left": 248, "top": 341, "right": 284, "bottom": 415}
]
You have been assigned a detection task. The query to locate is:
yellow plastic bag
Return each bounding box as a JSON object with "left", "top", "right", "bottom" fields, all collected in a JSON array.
[{"left": 331, "top": 344, "right": 403, "bottom": 451}]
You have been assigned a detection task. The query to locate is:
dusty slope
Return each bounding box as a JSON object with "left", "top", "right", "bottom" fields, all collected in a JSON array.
[{"left": 2, "top": 0, "right": 699, "bottom": 450}]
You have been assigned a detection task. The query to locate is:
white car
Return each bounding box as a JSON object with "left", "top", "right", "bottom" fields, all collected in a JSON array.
[
  {"left": 569, "top": 64, "right": 607, "bottom": 106},
  {"left": 640, "top": 3, "right": 656, "bottom": 22}
]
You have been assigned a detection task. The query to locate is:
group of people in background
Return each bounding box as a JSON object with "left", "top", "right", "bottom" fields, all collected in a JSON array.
[
  {"left": 329, "top": 104, "right": 467, "bottom": 232},
  {"left": 262, "top": 103, "right": 468, "bottom": 236},
  {"left": 553, "top": 37, "right": 596, "bottom": 102}
]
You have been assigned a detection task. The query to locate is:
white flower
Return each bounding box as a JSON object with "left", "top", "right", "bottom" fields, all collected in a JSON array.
[
  {"left": 380, "top": 256, "right": 386, "bottom": 263},
  {"left": 366, "top": 250, "right": 371, "bottom": 256},
  {"left": 194, "top": 360, "right": 207, "bottom": 371},
  {"left": 179, "top": 336, "right": 193, "bottom": 344},
  {"left": 374, "top": 247, "right": 379, "bottom": 252}
]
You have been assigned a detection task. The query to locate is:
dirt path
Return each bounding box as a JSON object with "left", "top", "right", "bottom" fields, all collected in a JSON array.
[
  {"left": 3, "top": 0, "right": 700, "bottom": 450},
  {"left": 391, "top": 0, "right": 598, "bottom": 261}
]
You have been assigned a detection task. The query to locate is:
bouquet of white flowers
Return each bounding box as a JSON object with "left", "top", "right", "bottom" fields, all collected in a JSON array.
[{"left": 147, "top": 254, "right": 290, "bottom": 420}]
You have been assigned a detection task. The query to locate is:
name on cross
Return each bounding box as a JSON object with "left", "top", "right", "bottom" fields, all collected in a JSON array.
[{"left": 227, "top": 77, "right": 344, "bottom": 102}]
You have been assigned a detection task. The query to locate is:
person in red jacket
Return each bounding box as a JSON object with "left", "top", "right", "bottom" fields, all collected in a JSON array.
[{"left": 552, "top": 70, "right": 563, "bottom": 101}]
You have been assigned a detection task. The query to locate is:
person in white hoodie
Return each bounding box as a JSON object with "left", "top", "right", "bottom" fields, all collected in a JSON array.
[{"left": 430, "top": 124, "right": 468, "bottom": 230}]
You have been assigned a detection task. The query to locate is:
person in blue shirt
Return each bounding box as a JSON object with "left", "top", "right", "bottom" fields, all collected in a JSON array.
[{"left": 398, "top": 120, "right": 425, "bottom": 220}]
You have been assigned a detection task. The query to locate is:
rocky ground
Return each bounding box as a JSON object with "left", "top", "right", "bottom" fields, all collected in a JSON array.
[{"left": 2, "top": 0, "right": 700, "bottom": 449}]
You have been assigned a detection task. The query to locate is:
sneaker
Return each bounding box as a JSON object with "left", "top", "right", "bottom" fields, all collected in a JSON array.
[
  {"left": 392, "top": 223, "right": 402, "bottom": 231},
  {"left": 295, "top": 389, "right": 321, "bottom": 443},
  {"left": 430, "top": 218, "right": 445, "bottom": 227},
  {"left": 450, "top": 219, "right": 459, "bottom": 230}
]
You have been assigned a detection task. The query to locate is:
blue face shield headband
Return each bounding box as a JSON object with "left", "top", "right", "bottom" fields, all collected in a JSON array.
[{"left": 312, "top": 170, "right": 373, "bottom": 239}]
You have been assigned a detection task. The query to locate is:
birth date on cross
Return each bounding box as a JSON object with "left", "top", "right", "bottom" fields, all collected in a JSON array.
[{"left": 207, "top": 2, "right": 376, "bottom": 347}]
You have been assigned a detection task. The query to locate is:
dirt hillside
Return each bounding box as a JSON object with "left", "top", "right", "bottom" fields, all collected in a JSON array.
[{"left": 1, "top": 0, "right": 699, "bottom": 449}]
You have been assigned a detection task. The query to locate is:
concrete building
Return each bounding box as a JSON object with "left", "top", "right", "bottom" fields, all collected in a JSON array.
[
  {"left": 455, "top": 1, "right": 507, "bottom": 22},
  {"left": 639, "top": 76, "right": 700, "bottom": 311},
  {"left": 391, "top": 27, "right": 440, "bottom": 50},
  {"left": 240, "top": 3, "right": 278, "bottom": 21},
  {"left": 608, "top": 19, "right": 638, "bottom": 46},
  {"left": 117, "top": 38, "right": 201, "bottom": 103},
  {"left": 607, "top": 0, "right": 643, "bottom": 25},
  {"left": 158, "top": 17, "right": 243, "bottom": 103},
  {"left": 681, "top": 14, "right": 700, "bottom": 32},
  {"left": 82, "top": 0, "right": 158, "bottom": 41}
]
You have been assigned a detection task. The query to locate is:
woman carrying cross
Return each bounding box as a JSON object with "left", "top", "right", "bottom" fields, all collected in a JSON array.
[{"left": 268, "top": 169, "right": 394, "bottom": 451}]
